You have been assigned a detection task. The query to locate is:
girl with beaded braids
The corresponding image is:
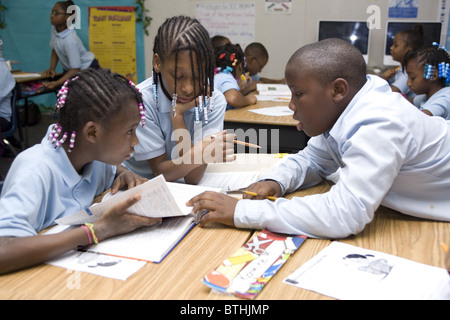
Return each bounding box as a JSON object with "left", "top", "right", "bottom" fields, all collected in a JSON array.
[
  {"left": 0, "top": 68, "right": 162, "bottom": 275},
  {"left": 123, "top": 16, "right": 235, "bottom": 184},
  {"left": 214, "top": 43, "right": 257, "bottom": 109},
  {"left": 404, "top": 42, "right": 450, "bottom": 119}
]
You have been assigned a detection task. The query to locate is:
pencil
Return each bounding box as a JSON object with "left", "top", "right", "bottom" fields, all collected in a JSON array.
[
  {"left": 441, "top": 242, "right": 448, "bottom": 253},
  {"left": 234, "top": 139, "right": 261, "bottom": 149},
  {"left": 243, "top": 190, "right": 277, "bottom": 201}
]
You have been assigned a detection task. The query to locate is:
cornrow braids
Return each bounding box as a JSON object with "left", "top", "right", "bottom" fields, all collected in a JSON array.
[
  {"left": 152, "top": 16, "right": 216, "bottom": 118},
  {"left": 405, "top": 42, "right": 450, "bottom": 86},
  {"left": 49, "top": 68, "right": 144, "bottom": 152},
  {"left": 214, "top": 43, "right": 245, "bottom": 79}
]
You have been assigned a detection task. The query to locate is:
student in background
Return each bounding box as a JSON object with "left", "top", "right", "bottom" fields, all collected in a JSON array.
[
  {"left": 188, "top": 39, "right": 450, "bottom": 239},
  {"left": 0, "top": 38, "right": 16, "bottom": 159},
  {"left": 0, "top": 68, "right": 162, "bottom": 275},
  {"left": 43, "top": 1, "right": 99, "bottom": 90},
  {"left": 123, "top": 16, "right": 235, "bottom": 185},
  {"left": 242, "top": 42, "right": 285, "bottom": 94},
  {"left": 214, "top": 43, "right": 257, "bottom": 109},
  {"left": 211, "top": 35, "right": 231, "bottom": 54},
  {"left": 382, "top": 25, "right": 424, "bottom": 97},
  {"left": 404, "top": 43, "right": 450, "bottom": 119}
]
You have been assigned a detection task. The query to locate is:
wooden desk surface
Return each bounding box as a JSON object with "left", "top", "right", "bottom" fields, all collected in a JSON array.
[
  {"left": 12, "top": 72, "right": 55, "bottom": 84},
  {"left": 224, "top": 99, "right": 297, "bottom": 127},
  {"left": 0, "top": 156, "right": 448, "bottom": 300}
]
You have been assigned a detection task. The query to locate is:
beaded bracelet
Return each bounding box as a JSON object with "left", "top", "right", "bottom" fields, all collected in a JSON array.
[
  {"left": 84, "top": 223, "right": 99, "bottom": 244},
  {"left": 81, "top": 225, "right": 92, "bottom": 245}
]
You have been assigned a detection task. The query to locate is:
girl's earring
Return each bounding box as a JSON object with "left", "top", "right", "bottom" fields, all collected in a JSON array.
[{"left": 172, "top": 93, "right": 178, "bottom": 117}]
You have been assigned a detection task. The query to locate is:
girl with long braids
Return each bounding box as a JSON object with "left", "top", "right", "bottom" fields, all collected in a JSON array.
[
  {"left": 0, "top": 68, "right": 162, "bottom": 275},
  {"left": 123, "top": 16, "right": 235, "bottom": 185}
]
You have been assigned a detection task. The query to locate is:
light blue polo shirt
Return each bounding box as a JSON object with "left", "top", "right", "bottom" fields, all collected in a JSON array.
[
  {"left": 214, "top": 72, "right": 240, "bottom": 110},
  {"left": 413, "top": 87, "right": 450, "bottom": 119},
  {"left": 50, "top": 26, "right": 95, "bottom": 71},
  {"left": 0, "top": 126, "right": 116, "bottom": 237},
  {"left": 122, "top": 77, "right": 227, "bottom": 179}
]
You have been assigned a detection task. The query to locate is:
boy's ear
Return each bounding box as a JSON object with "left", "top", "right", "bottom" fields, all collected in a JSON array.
[
  {"left": 153, "top": 53, "right": 161, "bottom": 73},
  {"left": 331, "top": 78, "right": 349, "bottom": 103}
]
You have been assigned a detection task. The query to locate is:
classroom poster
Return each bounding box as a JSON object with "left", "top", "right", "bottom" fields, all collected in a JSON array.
[
  {"left": 195, "top": 2, "right": 255, "bottom": 49},
  {"left": 88, "top": 7, "right": 137, "bottom": 83},
  {"left": 388, "top": 0, "right": 419, "bottom": 19},
  {"left": 265, "top": 0, "right": 292, "bottom": 14}
]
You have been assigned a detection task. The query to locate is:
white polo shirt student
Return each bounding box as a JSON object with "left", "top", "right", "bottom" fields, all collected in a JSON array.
[
  {"left": 234, "top": 75, "right": 450, "bottom": 239},
  {"left": 0, "top": 126, "right": 116, "bottom": 237},
  {"left": 50, "top": 25, "right": 95, "bottom": 72},
  {"left": 123, "top": 76, "right": 227, "bottom": 179}
]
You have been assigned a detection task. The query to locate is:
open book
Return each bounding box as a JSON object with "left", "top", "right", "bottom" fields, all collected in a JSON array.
[
  {"left": 56, "top": 175, "right": 221, "bottom": 225},
  {"left": 55, "top": 175, "right": 222, "bottom": 263}
]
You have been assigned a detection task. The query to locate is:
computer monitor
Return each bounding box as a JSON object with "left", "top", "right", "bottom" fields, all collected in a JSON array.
[
  {"left": 318, "top": 20, "right": 370, "bottom": 63},
  {"left": 384, "top": 21, "right": 443, "bottom": 66}
]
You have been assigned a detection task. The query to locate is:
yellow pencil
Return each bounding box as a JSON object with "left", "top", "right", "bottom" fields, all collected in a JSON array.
[
  {"left": 243, "top": 190, "right": 277, "bottom": 201},
  {"left": 441, "top": 242, "right": 448, "bottom": 253},
  {"left": 234, "top": 139, "right": 261, "bottom": 149}
]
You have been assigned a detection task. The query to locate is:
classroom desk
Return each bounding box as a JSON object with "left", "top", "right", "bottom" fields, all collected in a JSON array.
[
  {"left": 224, "top": 99, "right": 309, "bottom": 154},
  {"left": 13, "top": 72, "right": 60, "bottom": 147},
  {"left": 0, "top": 154, "right": 448, "bottom": 300}
]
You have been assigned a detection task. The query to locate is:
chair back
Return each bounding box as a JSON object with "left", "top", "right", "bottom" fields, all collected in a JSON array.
[{"left": 2, "top": 88, "right": 18, "bottom": 138}]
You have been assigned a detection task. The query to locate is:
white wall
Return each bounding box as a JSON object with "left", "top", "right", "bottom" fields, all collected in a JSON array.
[{"left": 143, "top": 0, "right": 444, "bottom": 80}]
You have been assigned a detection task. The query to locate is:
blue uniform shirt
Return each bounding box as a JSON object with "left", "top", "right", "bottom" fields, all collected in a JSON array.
[
  {"left": 0, "top": 126, "right": 116, "bottom": 237},
  {"left": 123, "top": 77, "right": 227, "bottom": 179}
]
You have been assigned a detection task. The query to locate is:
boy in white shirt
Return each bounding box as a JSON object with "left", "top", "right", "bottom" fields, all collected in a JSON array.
[{"left": 187, "top": 38, "right": 450, "bottom": 239}]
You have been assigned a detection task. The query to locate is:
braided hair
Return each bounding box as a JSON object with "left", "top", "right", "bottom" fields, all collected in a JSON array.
[
  {"left": 404, "top": 42, "right": 450, "bottom": 86},
  {"left": 153, "top": 16, "right": 215, "bottom": 103},
  {"left": 214, "top": 43, "right": 245, "bottom": 79},
  {"left": 50, "top": 68, "right": 144, "bottom": 151}
]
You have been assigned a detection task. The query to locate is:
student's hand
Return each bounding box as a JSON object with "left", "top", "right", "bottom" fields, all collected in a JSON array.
[
  {"left": 111, "top": 167, "right": 147, "bottom": 194},
  {"left": 43, "top": 69, "right": 56, "bottom": 78},
  {"left": 94, "top": 194, "right": 162, "bottom": 241},
  {"left": 382, "top": 68, "right": 396, "bottom": 80},
  {"left": 186, "top": 191, "right": 238, "bottom": 227},
  {"left": 43, "top": 80, "right": 59, "bottom": 90},
  {"left": 198, "top": 130, "right": 236, "bottom": 164},
  {"left": 243, "top": 180, "right": 282, "bottom": 200}
]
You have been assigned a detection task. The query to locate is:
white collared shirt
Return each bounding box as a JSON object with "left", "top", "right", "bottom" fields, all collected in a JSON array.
[
  {"left": 0, "top": 126, "right": 116, "bottom": 237},
  {"left": 235, "top": 75, "right": 450, "bottom": 238},
  {"left": 50, "top": 26, "right": 94, "bottom": 71}
]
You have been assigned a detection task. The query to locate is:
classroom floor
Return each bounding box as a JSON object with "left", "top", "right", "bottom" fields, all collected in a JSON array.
[{"left": 0, "top": 113, "right": 54, "bottom": 180}]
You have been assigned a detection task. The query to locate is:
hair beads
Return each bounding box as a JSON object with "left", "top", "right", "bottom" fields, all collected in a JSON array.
[
  {"left": 129, "top": 80, "right": 146, "bottom": 127},
  {"left": 49, "top": 69, "right": 145, "bottom": 153}
]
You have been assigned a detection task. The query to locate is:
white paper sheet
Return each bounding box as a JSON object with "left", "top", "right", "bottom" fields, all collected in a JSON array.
[
  {"left": 249, "top": 106, "right": 294, "bottom": 117},
  {"left": 284, "top": 241, "right": 450, "bottom": 300}
]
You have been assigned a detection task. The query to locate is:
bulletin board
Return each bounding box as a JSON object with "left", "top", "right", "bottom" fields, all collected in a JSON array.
[{"left": 89, "top": 7, "right": 138, "bottom": 83}]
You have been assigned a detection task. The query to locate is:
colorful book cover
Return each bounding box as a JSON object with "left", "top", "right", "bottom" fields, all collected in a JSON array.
[{"left": 203, "top": 229, "right": 307, "bottom": 299}]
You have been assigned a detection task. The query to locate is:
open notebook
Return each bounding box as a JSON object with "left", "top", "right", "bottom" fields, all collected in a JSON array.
[{"left": 55, "top": 175, "right": 223, "bottom": 263}]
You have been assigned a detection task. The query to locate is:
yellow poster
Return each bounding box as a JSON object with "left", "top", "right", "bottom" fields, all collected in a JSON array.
[{"left": 89, "top": 7, "right": 137, "bottom": 83}]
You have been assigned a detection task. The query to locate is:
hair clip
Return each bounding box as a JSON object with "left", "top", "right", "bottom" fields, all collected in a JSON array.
[
  {"left": 232, "top": 59, "right": 238, "bottom": 67},
  {"left": 219, "top": 53, "right": 226, "bottom": 60},
  {"left": 223, "top": 66, "right": 233, "bottom": 74},
  {"left": 230, "top": 53, "right": 236, "bottom": 61},
  {"left": 433, "top": 42, "right": 448, "bottom": 52}
]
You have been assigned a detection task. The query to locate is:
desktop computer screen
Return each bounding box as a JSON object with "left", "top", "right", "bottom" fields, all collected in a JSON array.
[{"left": 318, "top": 20, "right": 370, "bottom": 63}]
